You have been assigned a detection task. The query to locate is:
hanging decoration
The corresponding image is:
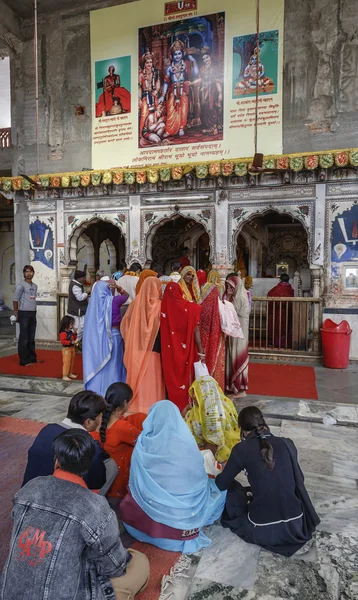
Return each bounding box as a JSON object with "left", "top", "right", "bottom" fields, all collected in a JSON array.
[{"left": 1, "top": 148, "right": 358, "bottom": 192}]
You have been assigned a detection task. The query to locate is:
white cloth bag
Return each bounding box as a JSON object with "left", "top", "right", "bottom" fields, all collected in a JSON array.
[
  {"left": 194, "top": 361, "right": 210, "bottom": 379},
  {"left": 218, "top": 299, "right": 244, "bottom": 338}
]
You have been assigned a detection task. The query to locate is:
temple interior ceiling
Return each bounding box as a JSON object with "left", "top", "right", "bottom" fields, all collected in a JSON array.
[{"left": 4, "top": 0, "right": 99, "bottom": 19}]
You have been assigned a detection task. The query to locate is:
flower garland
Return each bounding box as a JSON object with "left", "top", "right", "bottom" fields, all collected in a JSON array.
[{"left": 1, "top": 148, "right": 358, "bottom": 192}]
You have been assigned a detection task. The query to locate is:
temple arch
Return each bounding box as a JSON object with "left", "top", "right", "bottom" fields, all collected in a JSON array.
[{"left": 143, "top": 212, "right": 213, "bottom": 273}]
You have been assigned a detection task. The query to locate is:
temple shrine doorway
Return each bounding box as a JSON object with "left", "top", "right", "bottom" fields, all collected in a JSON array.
[
  {"left": 235, "top": 210, "right": 311, "bottom": 296},
  {"left": 75, "top": 219, "right": 125, "bottom": 282},
  {"left": 146, "top": 215, "right": 210, "bottom": 274}
]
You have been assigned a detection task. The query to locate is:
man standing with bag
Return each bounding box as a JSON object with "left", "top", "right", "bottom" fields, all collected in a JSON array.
[{"left": 13, "top": 265, "right": 38, "bottom": 366}]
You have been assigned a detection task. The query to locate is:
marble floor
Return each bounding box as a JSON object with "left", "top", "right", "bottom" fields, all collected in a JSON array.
[
  {"left": 162, "top": 418, "right": 358, "bottom": 600},
  {"left": 0, "top": 361, "right": 357, "bottom": 599}
]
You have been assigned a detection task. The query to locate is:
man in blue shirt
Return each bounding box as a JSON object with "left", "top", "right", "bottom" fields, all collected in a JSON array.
[{"left": 22, "top": 390, "right": 108, "bottom": 490}]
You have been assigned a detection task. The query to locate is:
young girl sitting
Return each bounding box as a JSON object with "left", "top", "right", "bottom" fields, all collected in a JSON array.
[{"left": 59, "top": 316, "right": 78, "bottom": 382}]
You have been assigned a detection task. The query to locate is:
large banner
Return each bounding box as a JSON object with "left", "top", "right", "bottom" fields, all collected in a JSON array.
[{"left": 91, "top": 0, "right": 284, "bottom": 170}]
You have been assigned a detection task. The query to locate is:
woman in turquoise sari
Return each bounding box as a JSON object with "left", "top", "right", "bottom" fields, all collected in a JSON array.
[
  {"left": 120, "top": 400, "right": 226, "bottom": 552},
  {"left": 83, "top": 280, "right": 126, "bottom": 397}
]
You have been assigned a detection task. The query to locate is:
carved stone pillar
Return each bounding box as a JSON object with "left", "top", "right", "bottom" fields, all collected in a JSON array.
[
  {"left": 59, "top": 266, "right": 74, "bottom": 293},
  {"left": 87, "top": 267, "right": 96, "bottom": 285},
  {"left": 310, "top": 266, "right": 323, "bottom": 353}
]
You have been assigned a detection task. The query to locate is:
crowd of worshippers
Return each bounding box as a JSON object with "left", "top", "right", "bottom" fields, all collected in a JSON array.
[
  {"left": 2, "top": 387, "right": 320, "bottom": 600},
  {"left": 2, "top": 262, "right": 320, "bottom": 600}
]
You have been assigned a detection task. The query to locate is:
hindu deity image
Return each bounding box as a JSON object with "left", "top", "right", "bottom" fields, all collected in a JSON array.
[
  {"left": 96, "top": 64, "right": 131, "bottom": 117},
  {"left": 138, "top": 49, "right": 161, "bottom": 138},
  {"left": 234, "top": 47, "right": 275, "bottom": 96},
  {"left": 139, "top": 103, "right": 168, "bottom": 147},
  {"left": 159, "top": 38, "right": 199, "bottom": 137},
  {"left": 191, "top": 47, "right": 223, "bottom": 135},
  {"left": 137, "top": 13, "right": 225, "bottom": 147}
]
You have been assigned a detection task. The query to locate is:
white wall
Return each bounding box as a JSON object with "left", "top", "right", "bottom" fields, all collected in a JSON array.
[
  {"left": 0, "top": 58, "right": 11, "bottom": 128},
  {"left": 0, "top": 230, "right": 15, "bottom": 307}
]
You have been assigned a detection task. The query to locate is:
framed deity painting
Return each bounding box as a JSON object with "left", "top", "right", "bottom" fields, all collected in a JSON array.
[
  {"left": 344, "top": 266, "right": 358, "bottom": 290},
  {"left": 276, "top": 263, "right": 289, "bottom": 277}
]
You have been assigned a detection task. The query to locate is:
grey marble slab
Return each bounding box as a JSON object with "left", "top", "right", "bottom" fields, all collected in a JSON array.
[
  {"left": 304, "top": 472, "right": 358, "bottom": 496},
  {"left": 296, "top": 447, "right": 333, "bottom": 476},
  {"left": 194, "top": 525, "right": 260, "bottom": 590},
  {"left": 0, "top": 375, "right": 82, "bottom": 396},
  {"left": 315, "top": 494, "right": 358, "bottom": 537},
  {"left": 332, "top": 457, "right": 358, "bottom": 480},
  {"left": 298, "top": 400, "right": 358, "bottom": 424}
]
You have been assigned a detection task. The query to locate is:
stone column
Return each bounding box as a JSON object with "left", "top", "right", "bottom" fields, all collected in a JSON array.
[
  {"left": 310, "top": 266, "right": 323, "bottom": 353},
  {"left": 313, "top": 183, "right": 325, "bottom": 267},
  {"left": 212, "top": 193, "right": 233, "bottom": 282},
  {"left": 59, "top": 266, "right": 74, "bottom": 293},
  {"left": 14, "top": 194, "right": 30, "bottom": 283},
  {"left": 129, "top": 195, "right": 141, "bottom": 265}
]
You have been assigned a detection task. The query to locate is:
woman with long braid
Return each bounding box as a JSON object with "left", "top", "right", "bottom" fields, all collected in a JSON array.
[
  {"left": 216, "top": 406, "right": 320, "bottom": 556},
  {"left": 91, "top": 383, "right": 146, "bottom": 500}
]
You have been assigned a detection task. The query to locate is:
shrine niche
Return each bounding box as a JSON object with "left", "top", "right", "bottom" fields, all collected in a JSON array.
[
  {"left": 144, "top": 214, "right": 210, "bottom": 274},
  {"left": 233, "top": 210, "right": 311, "bottom": 294}
]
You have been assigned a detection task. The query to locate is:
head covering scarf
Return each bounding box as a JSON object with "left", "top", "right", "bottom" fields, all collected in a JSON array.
[
  {"left": 207, "top": 269, "right": 224, "bottom": 298},
  {"left": 169, "top": 271, "right": 181, "bottom": 283},
  {"left": 83, "top": 280, "right": 113, "bottom": 387},
  {"left": 198, "top": 283, "right": 225, "bottom": 390},
  {"left": 225, "top": 274, "right": 250, "bottom": 320},
  {"left": 121, "top": 277, "right": 162, "bottom": 402},
  {"left": 187, "top": 376, "right": 241, "bottom": 462},
  {"left": 180, "top": 266, "right": 201, "bottom": 302},
  {"left": 197, "top": 269, "right": 207, "bottom": 288},
  {"left": 129, "top": 400, "right": 225, "bottom": 534},
  {"left": 118, "top": 274, "right": 139, "bottom": 304},
  {"left": 135, "top": 269, "right": 158, "bottom": 295},
  {"left": 161, "top": 282, "right": 201, "bottom": 410}
]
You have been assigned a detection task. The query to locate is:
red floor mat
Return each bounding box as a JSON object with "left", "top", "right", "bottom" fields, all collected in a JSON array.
[
  {"left": 0, "top": 350, "right": 83, "bottom": 379},
  {"left": 0, "top": 417, "right": 180, "bottom": 599},
  {"left": 248, "top": 363, "right": 318, "bottom": 399}
]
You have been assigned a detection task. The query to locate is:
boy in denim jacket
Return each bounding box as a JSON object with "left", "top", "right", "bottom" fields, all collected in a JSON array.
[{"left": 1, "top": 429, "right": 149, "bottom": 600}]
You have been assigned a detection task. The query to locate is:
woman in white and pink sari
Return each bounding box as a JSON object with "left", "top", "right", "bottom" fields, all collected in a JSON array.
[{"left": 224, "top": 273, "right": 251, "bottom": 398}]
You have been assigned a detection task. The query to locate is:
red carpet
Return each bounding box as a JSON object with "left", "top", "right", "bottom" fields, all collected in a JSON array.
[
  {"left": 248, "top": 363, "right": 318, "bottom": 399},
  {"left": 0, "top": 350, "right": 83, "bottom": 379},
  {"left": 0, "top": 417, "right": 180, "bottom": 599}
]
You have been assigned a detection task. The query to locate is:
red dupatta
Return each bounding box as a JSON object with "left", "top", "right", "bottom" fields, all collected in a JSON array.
[
  {"left": 161, "top": 282, "right": 201, "bottom": 410},
  {"left": 199, "top": 284, "right": 225, "bottom": 390}
]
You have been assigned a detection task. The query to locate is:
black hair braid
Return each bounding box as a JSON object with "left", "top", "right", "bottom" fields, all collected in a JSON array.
[
  {"left": 99, "top": 403, "right": 113, "bottom": 446},
  {"left": 255, "top": 424, "right": 275, "bottom": 471}
]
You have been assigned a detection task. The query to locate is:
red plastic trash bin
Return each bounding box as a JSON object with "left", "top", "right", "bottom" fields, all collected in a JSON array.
[{"left": 321, "top": 319, "right": 352, "bottom": 369}]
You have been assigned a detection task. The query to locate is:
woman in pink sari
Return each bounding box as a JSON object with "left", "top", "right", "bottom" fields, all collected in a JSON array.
[
  {"left": 224, "top": 274, "right": 251, "bottom": 397},
  {"left": 199, "top": 283, "right": 225, "bottom": 390}
]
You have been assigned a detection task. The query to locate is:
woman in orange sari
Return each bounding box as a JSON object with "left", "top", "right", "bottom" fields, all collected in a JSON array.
[
  {"left": 121, "top": 277, "right": 165, "bottom": 412},
  {"left": 199, "top": 283, "right": 225, "bottom": 390},
  {"left": 91, "top": 382, "right": 146, "bottom": 500},
  {"left": 135, "top": 269, "right": 157, "bottom": 295}
]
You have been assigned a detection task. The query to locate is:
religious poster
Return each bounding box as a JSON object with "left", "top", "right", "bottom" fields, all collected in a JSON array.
[
  {"left": 90, "top": 0, "right": 284, "bottom": 170},
  {"left": 331, "top": 204, "right": 358, "bottom": 262}
]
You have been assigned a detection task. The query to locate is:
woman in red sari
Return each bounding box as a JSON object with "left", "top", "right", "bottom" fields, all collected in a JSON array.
[
  {"left": 224, "top": 274, "right": 251, "bottom": 398},
  {"left": 199, "top": 283, "right": 225, "bottom": 390},
  {"left": 161, "top": 282, "right": 203, "bottom": 410},
  {"left": 91, "top": 382, "right": 146, "bottom": 500}
]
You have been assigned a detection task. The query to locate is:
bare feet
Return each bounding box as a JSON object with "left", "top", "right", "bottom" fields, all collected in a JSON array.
[
  {"left": 69, "top": 374, "right": 78, "bottom": 379},
  {"left": 232, "top": 391, "right": 246, "bottom": 399},
  {"left": 62, "top": 376, "right": 72, "bottom": 382}
]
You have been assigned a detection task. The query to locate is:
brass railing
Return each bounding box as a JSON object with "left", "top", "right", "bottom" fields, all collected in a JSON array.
[
  {"left": 0, "top": 128, "right": 11, "bottom": 149},
  {"left": 249, "top": 297, "right": 322, "bottom": 355}
]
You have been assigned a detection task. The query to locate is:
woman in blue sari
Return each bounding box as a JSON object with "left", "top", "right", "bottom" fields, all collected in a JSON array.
[
  {"left": 83, "top": 280, "right": 126, "bottom": 397},
  {"left": 120, "top": 400, "right": 226, "bottom": 552}
]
